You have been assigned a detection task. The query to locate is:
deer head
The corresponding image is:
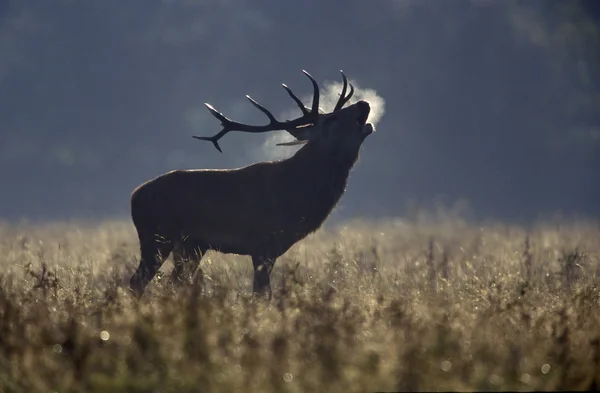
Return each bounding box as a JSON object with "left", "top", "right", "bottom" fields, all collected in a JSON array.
[{"left": 193, "top": 70, "right": 374, "bottom": 158}]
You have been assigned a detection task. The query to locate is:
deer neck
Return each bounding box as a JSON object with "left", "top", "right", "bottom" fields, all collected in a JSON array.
[
  {"left": 275, "top": 144, "right": 360, "bottom": 229},
  {"left": 294, "top": 143, "right": 361, "bottom": 177}
]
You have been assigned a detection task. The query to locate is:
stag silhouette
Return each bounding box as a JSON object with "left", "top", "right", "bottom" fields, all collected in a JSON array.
[{"left": 129, "top": 70, "right": 375, "bottom": 298}]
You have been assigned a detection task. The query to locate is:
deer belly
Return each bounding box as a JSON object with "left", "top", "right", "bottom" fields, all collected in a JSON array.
[
  {"left": 181, "top": 223, "right": 299, "bottom": 257},
  {"left": 179, "top": 223, "right": 258, "bottom": 255}
]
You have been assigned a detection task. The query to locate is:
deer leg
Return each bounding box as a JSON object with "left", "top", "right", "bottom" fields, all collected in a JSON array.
[
  {"left": 251, "top": 255, "right": 275, "bottom": 299},
  {"left": 170, "top": 243, "right": 205, "bottom": 286},
  {"left": 129, "top": 234, "right": 173, "bottom": 298},
  {"left": 188, "top": 246, "right": 207, "bottom": 286}
]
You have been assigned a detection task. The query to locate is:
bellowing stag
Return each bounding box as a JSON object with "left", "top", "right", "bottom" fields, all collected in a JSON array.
[{"left": 129, "top": 70, "right": 374, "bottom": 297}]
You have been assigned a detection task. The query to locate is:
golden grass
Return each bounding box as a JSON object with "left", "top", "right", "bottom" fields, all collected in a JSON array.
[{"left": 0, "top": 216, "right": 599, "bottom": 392}]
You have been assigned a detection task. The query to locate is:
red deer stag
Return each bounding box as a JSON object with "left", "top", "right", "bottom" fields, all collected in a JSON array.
[{"left": 129, "top": 70, "right": 374, "bottom": 297}]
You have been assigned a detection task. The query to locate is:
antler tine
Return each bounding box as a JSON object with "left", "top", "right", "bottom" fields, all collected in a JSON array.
[
  {"left": 333, "top": 70, "right": 349, "bottom": 111},
  {"left": 337, "top": 81, "right": 354, "bottom": 109},
  {"left": 302, "top": 70, "right": 320, "bottom": 116},
  {"left": 203, "top": 102, "right": 228, "bottom": 124},
  {"left": 333, "top": 70, "right": 355, "bottom": 111},
  {"left": 192, "top": 134, "right": 225, "bottom": 153},
  {"left": 346, "top": 82, "right": 355, "bottom": 102},
  {"left": 192, "top": 104, "right": 234, "bottom": 152},
  {"left": 193, "top": 70, "right": 321, "bottom": 152},
  {"left": 282, "top": 84, "right": 310, "bottom": 117},
  {"left": 246, "top": 95, "right": 277, "bottom": 123}
]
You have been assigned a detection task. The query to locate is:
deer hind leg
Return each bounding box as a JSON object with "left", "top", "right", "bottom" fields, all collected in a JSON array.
[
  {"left": 251, "top": 255, "right": 276, "bottom": 299},
  {"left": 129, "top": 233, "right": 173, "bottom": 298},
  {"left": 169, "top": 241, "right": 205, "bottom": 287}
]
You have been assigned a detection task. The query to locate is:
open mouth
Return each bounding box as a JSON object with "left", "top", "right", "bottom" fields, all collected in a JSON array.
[{"left": 361, "top": 123, "right": 374, "bottom": 136}]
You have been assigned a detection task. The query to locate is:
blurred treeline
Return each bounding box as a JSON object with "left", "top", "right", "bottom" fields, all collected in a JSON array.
[{"left": 0, "top": 0, "right": 598, "bottom": 222}]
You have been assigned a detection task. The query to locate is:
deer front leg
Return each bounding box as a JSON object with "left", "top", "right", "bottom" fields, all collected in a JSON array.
[
  {"left": 129, "top": 235, "right": 173, "bottom": 298},
  {"left": 251, "top": 255, "right": 275, "bottom": 299},
  {"left": 169, "top": 242, "right": 205, "bottom": 287}
]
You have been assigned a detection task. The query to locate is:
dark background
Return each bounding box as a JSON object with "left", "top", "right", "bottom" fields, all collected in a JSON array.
[{"left": 1, "top": 0, "right": 599, "bottom": 224}]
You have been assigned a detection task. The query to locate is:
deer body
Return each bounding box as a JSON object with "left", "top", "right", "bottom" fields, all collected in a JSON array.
[{"left": 129, "top": 70, "right": 373, "bottom": 297}]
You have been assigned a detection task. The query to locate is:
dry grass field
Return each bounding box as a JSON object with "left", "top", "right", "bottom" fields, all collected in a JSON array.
[{"left": 0, "top": 214, "right": 599, "bottom": 392}]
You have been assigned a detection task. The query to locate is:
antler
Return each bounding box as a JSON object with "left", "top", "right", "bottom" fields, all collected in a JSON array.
[
  {"left": 332, "top": 70, "right": 354, "bottom": 111},
  {"left": 194, "top": 70, "right": 320, "bottom": 153}
]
